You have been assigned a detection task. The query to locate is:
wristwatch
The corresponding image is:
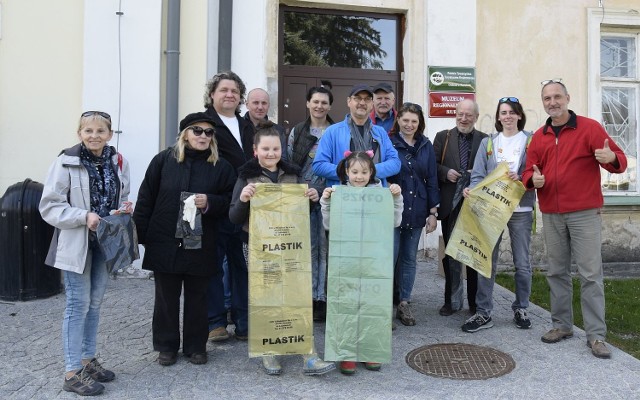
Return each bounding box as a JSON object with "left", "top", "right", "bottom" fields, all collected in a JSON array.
[{"left": 430, "top": 210, "right": 438, "bottom": 218}]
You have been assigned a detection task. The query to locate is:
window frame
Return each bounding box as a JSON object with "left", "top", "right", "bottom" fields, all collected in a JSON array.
[{"left": 588, "top": 8, "right": 640, "bottom": 203}]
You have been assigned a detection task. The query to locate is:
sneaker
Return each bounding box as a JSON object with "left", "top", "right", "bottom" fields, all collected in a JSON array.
[
  {"left": 63, "top": 366, "right": 105, "bottom": 396},
  {"left": 339, "top": 361, "right": 357, "bottom": 375},
  {"left": 303, "top": 354, "right": 335, "bottom": 376},
  {"left": 513, "top": 309, "right": 531, "bottom": 329},
  {"left": 541, "top": 328, "right": 573, "bottom": 343},
  {"left": 587, "top": 339, "right": 612, "bottom": 359},
  {"left": 396, "top": 302, "right": 416, "bottom": 326},
  {"left": 364, "top": 362, "right": 381, "bottom": 371},
  {"left": 461, "top": 313, "right": 493, "bottom": 333},
  {"left": 157, "top": 351, "right": 177, "bottom": 366},
  {"left": 83, "top": 358, "right": 115, "bottom": 382},
  {"left": 208, "top": 326, "right": 230, "bottom": 342},
  {"left": 186, "top": 352, "right": 208, "bottom": 365},
  {"left": 438, "top": 304, "right": 460, "bottom": 316},
  {"left": 262, "top": 355, "right": 282, "bottom": 375}
]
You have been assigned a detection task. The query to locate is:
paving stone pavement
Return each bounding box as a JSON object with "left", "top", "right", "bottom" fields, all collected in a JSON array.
[{"left": 1, "top": 259, "right": 639, "bottom": 400}]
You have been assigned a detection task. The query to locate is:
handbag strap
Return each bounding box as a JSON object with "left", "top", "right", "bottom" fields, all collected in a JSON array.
[{"left": 440, "top": 130, "right": 450, "bottom": 164}]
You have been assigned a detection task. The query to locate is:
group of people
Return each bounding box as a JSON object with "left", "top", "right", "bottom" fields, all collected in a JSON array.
[{"left": 38, "top": 74, "right": 626, "bottom": 396}]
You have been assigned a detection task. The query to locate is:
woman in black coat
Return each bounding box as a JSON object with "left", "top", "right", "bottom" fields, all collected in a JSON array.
[{"left": 133, "top": 112, "right": 236, "bottom": 366}]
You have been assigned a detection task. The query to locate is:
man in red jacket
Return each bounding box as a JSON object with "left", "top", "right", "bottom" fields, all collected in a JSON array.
[{"left": 522, "top": 80, "right": 627, "bottom": 359}]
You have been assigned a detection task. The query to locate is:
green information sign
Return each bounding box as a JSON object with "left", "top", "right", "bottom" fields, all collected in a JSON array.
[{"left": 428, "top": 66, "right": 476, "bottom": 92}]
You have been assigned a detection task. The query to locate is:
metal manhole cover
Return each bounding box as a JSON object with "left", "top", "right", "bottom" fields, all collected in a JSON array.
[{"left": 406, "top": 343, "right": 515, "bottom": 380}]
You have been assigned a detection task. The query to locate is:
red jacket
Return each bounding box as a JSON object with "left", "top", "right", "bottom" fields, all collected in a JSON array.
[{"left": 522, "top": 111, "right": 627, "bottom": 214}]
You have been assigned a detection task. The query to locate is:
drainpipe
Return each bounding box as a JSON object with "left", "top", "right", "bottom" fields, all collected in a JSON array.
[
  {"left": 218, "top": 0, "right": 232, "bottom": 71},
  {"left": 164, "top": 0, "right": 180, "bottom": 147}
]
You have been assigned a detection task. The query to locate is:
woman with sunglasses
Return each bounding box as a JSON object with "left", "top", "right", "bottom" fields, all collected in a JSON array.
[
  {"left": 133, "top": 112, "right": 236, "bottom": 367},
  {"left": 39, "top": 111, "right": 132, "bottom": 396},
  {"left": 460, "top": 97, "right": 535, "bottom": 333},
  {"left": 388, "top": 103, "right": 440, "bottom": 326}
]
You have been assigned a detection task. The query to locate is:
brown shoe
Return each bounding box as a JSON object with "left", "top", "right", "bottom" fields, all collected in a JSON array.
[
  {"left": 438, "top": 304, "right": 460, "bottom": 316},
  {"left": 541, "top": 328, "right": 573, "bottom": 343},
  {"left": 157, "top": 352, "right": 177, "bottom": 366},
  {"left": 587, "top": 339, "right": 611, "bottom": 359},
  {"left": 208, "top": 326, "right": 230, "bottom": 342},
  {"left": 186, "top": 352, "right": 208, "bottom": 365}
]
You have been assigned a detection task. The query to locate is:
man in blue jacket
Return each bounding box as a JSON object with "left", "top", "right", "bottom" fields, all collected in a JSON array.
[{"left": 312, "top": 84, "right": 400, "bottom": 187}]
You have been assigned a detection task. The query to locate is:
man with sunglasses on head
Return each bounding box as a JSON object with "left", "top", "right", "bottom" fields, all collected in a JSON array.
[
  {"left": 203, "top": 71, "right": 255, "bottom": 344},
  {"left": 522, "top": 79, "right": 627, "bottom": 359},
  {"left": 370, "top": 82, "right": 398, "bottom": 134},
  {"left": 433, "top": 99, "right": 487, "bottom": 317}
]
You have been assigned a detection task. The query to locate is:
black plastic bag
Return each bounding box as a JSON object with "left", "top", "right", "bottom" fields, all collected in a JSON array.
[
  {"left": 96, "top": 213, "right": 140, "bottom": 274},
  {"left": 451, "top": 170, "right": 471, "bottom": 211}
]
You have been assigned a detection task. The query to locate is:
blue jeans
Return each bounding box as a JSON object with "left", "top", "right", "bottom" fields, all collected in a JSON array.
[
  {"left": 393, "top": 227, "right": 423, "bottom": 302},
  {"left": 476, "top": 211, "right": 533, "bottom": 317},
  {"left": 62, "top": 246, "right": 109, "bottom": 372},
  {"left": 310, "top": 206, "right": 328, "bottom": 302}
]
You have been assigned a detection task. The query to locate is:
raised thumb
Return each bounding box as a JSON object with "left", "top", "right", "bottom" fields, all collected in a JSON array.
[
  {"left": 533, "top": 165, "right": 540, "bottom": 174},
  {"left": 603, "top": 139, "right": 610, "bottom": 149}
]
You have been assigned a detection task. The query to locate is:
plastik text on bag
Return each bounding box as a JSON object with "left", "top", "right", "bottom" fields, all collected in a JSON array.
[{"left": 262, "top": 335, "right": 305, "bottom": 345}]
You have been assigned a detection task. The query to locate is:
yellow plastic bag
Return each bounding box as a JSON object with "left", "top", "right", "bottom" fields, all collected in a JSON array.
[
  {"left": 324, "top": 186, "right": 394, "bottom": 363},
  {"left": 445, "top": 163, "right": 525, "bottom": 278},
  {"left": 248, "top": 183, "right": 314, "bottom": 357}
]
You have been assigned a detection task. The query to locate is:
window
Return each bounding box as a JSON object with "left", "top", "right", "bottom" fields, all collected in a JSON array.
[
  {"left": 283, "top": 10, "right": 397, "bottom": 70},
  {"left": 599, "top": 33, "right": 638, "bottom": 193},
  {"left": 588, "top": 8, "right": 640, "bottom": 198}
]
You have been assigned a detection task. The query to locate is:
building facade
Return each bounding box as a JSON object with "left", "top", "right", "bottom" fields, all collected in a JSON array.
[{"left": 1, "top": 0, "right": 638, "bottom": 265}]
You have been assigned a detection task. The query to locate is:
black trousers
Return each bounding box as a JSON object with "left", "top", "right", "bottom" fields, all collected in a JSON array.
[
  {"left": 153, "top": 271, "right": 210, "bottom": 355},
  {"left": 441, "top": 215, "right": 477, "bottom": 309}
]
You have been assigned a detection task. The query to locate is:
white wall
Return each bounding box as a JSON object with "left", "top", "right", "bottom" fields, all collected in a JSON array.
[
  {"left": 0, "top": 1, "right": 83, "bottom": 194},
  {"left": 83, "top": 0, "right": 162, "bottom": 202},
  {"left": 426, "top": 0, "right": 477, "bottom": 138}
]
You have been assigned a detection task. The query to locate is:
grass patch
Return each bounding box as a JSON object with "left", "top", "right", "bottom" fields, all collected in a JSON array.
[{"left": 496, "top": 271, "right": 640, "bottom": 359}]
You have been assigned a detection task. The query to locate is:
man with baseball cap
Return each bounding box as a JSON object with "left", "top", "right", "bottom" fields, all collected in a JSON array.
[
  {"left": 370, "top": 82, "right": 397, "bottom": 134},
  {"left": 313, "top": 84, "right": 400, "bottom": 187}
]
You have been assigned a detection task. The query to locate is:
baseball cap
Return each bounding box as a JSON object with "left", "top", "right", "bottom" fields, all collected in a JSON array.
[
  {"left": 349, "top": 84, "right": 374, "bottom": 97},
  {"left": 372, "top": 82, "right": 394, "bottom": 93}
]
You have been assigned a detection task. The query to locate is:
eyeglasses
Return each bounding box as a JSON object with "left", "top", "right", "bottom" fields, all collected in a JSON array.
[
  {"left": 402, "top": 102, "right": 423, "bottom": 112},
  {"left": 499, "top": 97, "right": 519, "bottom": 103},
  {"left": 541, "top": 78, "right": 563, "bottom": 86},
  {"left": 81, "top": 111, "right": 111, "bottom": 122},
  {"left": 189, "top": 126, "right": 215, "bottom": 137},
  {"left": 351, "top": 96, "right": 373, "bottom": 104}
]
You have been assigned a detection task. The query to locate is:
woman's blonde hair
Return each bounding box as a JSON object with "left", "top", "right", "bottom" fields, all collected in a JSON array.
[
  {"left": 77, "top": 112, "right": 112, "bottom": 132},
  {"left": 173, "top": 127, "right": 219, "bottom": 164}
]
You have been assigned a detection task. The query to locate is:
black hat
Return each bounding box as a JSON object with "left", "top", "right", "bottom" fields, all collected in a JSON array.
[
  {"left": 349, "top": 84, "right": 374, "bottom": 97},
  {"left": 179, "top": 112, "right": 215, "bottom": 132},
  {"left": 372, "top": 82, "right": 394, "bottom": 93}
]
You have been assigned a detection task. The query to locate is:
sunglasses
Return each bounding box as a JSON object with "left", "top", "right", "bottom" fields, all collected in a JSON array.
[
  {"left": 189, "top": 126, "right": 215, "bottom": 137},
  {"left": 402, "top": 102, "right": 423, "bottom": 112},
  {"left": 81, "top": 111, "right": 111, "bottom": 122},
  {"left": 499, "top": 97, "right": 519, "bottom": 103},
  {"left": 541, "top": 78, "right": 563, "bottom": 86}
]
